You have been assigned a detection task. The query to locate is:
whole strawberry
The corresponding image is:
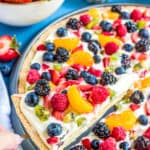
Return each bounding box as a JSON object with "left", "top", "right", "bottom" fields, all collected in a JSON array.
[
  {"left": 0, "top": 35, "right": 19, "bottom": 62},
  {"left": 51, "top": 93, "right": 69, "bottom": 112}
]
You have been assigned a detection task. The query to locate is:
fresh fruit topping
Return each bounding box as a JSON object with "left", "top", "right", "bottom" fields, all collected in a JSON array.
[
  {"left": 63, "top": 112, "right": 77, "bottom": 123},
  {"left": 137, "top": 20, "right": 146, "bottom": 29},
  {"left": 71, "top": 64, "right": 84, "bottom": 72},
  {"left": 93, "top": 55, "right": 101, "bottom": 63},
  {"left": 91, "top": 86, "right": 109, "bottom": 104},
  {"left": 82, "top": 138, "right": 91, "bottom": 150},
  {"left": 42, "top": 63, "right": 49, "bottom": 70},
  {"left": 111, "top": 5, "right": 121, "bottom": 13},
  {"left": 49, "top": 69, "right": 60, "bottom": 85},
  {"left": 67, "top": 51, "right": 94, "bottom": 67},
  {"left": 88, "top": 67, "right": 101, "bottom": 77},
  {"left": 135, "top": 39, "right": 150, "bottom": 52},
  {"left": 92, "top": 122, "right": 110, "bottom": 138},
  {"left": 91, "top": 139, "right": 99, "bottom": 150},
  {"left": 104, "top": 42, "right": 119, "bottom": 55},
  {"left": 120, "top": 11, "right": 130, "bottom": 19},
  {"left": 86, "top": 19, "right": 98, "bottom": 29},
  {"left": 111, "top": 126, "right": 126, "bottom": 141},
  {"left": 53, "top": 38, "right": 79, "bottom": 51},
  {"left": 67, "top": 85, "right": 93, "bottom": 114},
  {"left": 99, "top": 34, "right": 122, "bottom": 47},
  {"left": 81, "top": 32, "right": 92, "bottom": 42},
  {"left": 116, "top": 24, "right": 127, "bottom": 37},
  {"left": 99, "top": 137, "right": 116, "bottom": 150},
  {"left": 43, "top": 52, "right": 55, "bottom": 62},
  {"left": 41, "top": 72, "right": 51, "bottom": 81},
  {"left": 34, "top": 105, "right": 49, "bottom": 121},
  {"left": 88, "top": 8, "right": 100, "bottom": 18},
  {"left": 130, "top": 103, "right": 140, "bottom": 111},
  {"left": 66, "top": 18, "right": 81, "bottom": 30},
  {"left": 123, "top": 43, "right": 133, "bottom": 52},
  {"left": 51, "top": 93, "right": 69, "bottom": 112},
  {"left": 125, "top": 21, "right": 137, "bottom": 33},
  {"left": 47, "top": 123, "right": 62, "bottom": 137},
  {"left": 76, "top": 117, "right": 86, "bottom": 126},
  {"left": 34, "top": 79, "right": 50, "bottom": 96},
  {"left": 121, "top": 54, "right": 131, "bottom": 69},
  {"left": 65, "top": 69, "right": 79, "bottom": 80},
  {"left": 0, "top": 63, "right": 11, "bottom": 76},
  {"left": 133, "top": 136, "right": 150, "bottom": 150},
  {"left": 100, "top": 20, "right": 112, "bottom": 32},
  {"left": 119, "top": 142, "right": 130, "bottom": 150},
  {"left": 84, "top": 74, "right": 98, "bottom": 85},
  {"left": 52, "top": 111, "right": 64, "bottom": 121},
  {"left": 31, "top": 63, "right": 41, "bottom": 70},
  {"left": 0, "top": 35, "right": 19, "bottom": 62},
  {"left": 131, "top": 9, "right": 143, "bottom": 21},
  {"left": 100, "top": 72, "right": 117, "bottom": 85},
  {"left": 130, "top": 90, "right": 144, "bottom": 104},
  {"left": 27, "top": 69, "right": 40, "bottom": 84},
  {"left": 131, "top": 32, "right": 139, "bottom": 43},
  {"left": 145, "top": 100, "right": 150, "bottom": 116},
  {"left": 46, "top": 42, "right": 55, "bottom": 51},
  {"left": 115, "top": 66, "right": 126, "bottom": 75},
  {"left": 47, "top": 137, "right": 59, "bottom": 144},
  {"left": 80, "top": 14, "right": 91, "bottom": 26},
  {"left": 56, "top": 27, "right": 67, "bottom": 37},
  {"left": 106, "top": 11, "right": 120, "bottom": 20},
  {"left": 25, "top": 92, "right": 39, "bottom": 107},
  {"left": 139, "top": 29, "right": 149, "bottom": 39},
  {"left": 88, "top": 40, "right": 101, "bottom": 54},
  {"left": 37, "top": 44, "right": 46, "bottom": 51},
  {"left": 138, "top": 115, "right": 148, "bottom": 125},
  {"left": 70, "top": 145, "right": 85, "bottom": 150},
  {"left": 144, "top": 127, "right": 150, "bottom": 139},
  {"left": 102, "top": 57, "right": 110, "bottom": 68}
]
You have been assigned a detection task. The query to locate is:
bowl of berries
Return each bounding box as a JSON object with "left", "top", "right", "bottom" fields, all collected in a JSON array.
[{"left": 0, "top": 0, "right": 64, "bottom": 26}]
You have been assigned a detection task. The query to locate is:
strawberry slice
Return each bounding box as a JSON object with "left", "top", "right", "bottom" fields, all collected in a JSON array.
[
  {"left": 0, "top": 35, "right": 19, "bottom": 62},
  {"left": 143, "top": 9, "right": 150, "bottom": 20},
  {"left": 52, "top": 111, "right": 64, "bottom": 121},
  {"left": 88, "top": 67, "right": 102, "bottom": 77},
  {"left": 47, "top": 137, "right": 59, "bottom": 144},
  {"left": 43, "top": 94, "right": 51, "bottom": 110},
  {"left": 131, "top": 32, "right": 139, "bottom": 43},
  {"left": 79, "top": 84, "right": 93, "bottom": 92},
  {"left": 103, "top": 57, "right": 110, "bottom": 68},
  {"left": 144, "top": 127, "right": 150, "bottom": 139},
  {"left": 49, "top": 69, "right": 60, "bottom": 85},
  {"left": 72, "top": 44, "right": 83, "bottom": 54},
  {"left": 42, "top": 63, "right": 50, "bottom": 70},
  {"left": 145, "top": 99, "right": 150, "bottom": 116}
]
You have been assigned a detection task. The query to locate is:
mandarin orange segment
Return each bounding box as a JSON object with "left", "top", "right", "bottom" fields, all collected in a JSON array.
[
  {"left": 88, "top": 8, "right": 101, "bottom": 19},
  {"left": 67, "top": 51, "right": 94, "bottom": 67},
  {"left": 53, "top": 38, "right": 79, "bottom": 51},
  {"left": 67, "top": 85, "right": 93, "bottom": 114},
  {"left": 102, "top": 11, "right": 119, "bottom": 20},
  {"left": 99, "top": 34, "right": 122, "bottom": 47},
  {"left": 49, "top": 82, "right": 56, "bottom": 91},
  {"left": 105, "top": 110, "right": 136, "bottom": 131}
]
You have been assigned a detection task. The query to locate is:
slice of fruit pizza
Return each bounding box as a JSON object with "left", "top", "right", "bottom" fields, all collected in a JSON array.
[
  {"left": 70, "top": 73, "right": 150, "bottom": 150},
  {"left": 12, "top": 5, "right": 150, "bottom": 150}
]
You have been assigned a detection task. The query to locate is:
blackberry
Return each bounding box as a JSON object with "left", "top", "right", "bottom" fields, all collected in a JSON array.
[
  {"left": 65, "top": 69, "right": 79, "bottom": 80},
  {"left": 92, "top": 122, "right": 110, "bottom": 138},
  {"left": 125, "top": 21, "right": 137, "bottom": 33},
  {"left": 66, "top": 18, "right": 81, "bottom": 30},
  {"left": 70, "top": 145, "right": 85, "bottom": 150},
  {"left": 88, "top": 40, "right": 101, "bottom": 54},
  {"left": 121, "top": 54, "right": 131, "bottom": 69},
  {"left": 100, "top": 72, "right": 117, "bottom": 85},
  {"left": 35, "top": 79, "right": 50, "bottom": 96},
  {"left": 130, "top": 90, "right": 144, "bottom": 104},
  {"left": 135, "top": 39, "right": 150, "bottom": 52},
  {"left": 134, "top": 136, "right": 150, "bottom": 150},
  {"left": 55, "top": 47, "right": 69, "bottom": 63},
  {"left": 111, "top": 5, "right": 121, "bottom": 13}
]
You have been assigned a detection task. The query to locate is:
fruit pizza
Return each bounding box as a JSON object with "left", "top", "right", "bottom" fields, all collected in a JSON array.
[{"left": 12, "top": 5, "right": 150, "bottom": 150}]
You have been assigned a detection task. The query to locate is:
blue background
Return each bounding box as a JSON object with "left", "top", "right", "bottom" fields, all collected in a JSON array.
[{"left": 0, "top": 0, "right": 149, "bottom": 86}]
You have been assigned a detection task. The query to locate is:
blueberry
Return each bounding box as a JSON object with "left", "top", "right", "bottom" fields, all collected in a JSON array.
[
  {"left": 46, "top": 42, "right": 55, "bottom": 51},
  {"left": 30, "top": 63, "right": 41, "bottom": 70},
  {"left": 121, "top": 11, "right": 130, "bottom": 19},
  {"left": 119, "top": 142, "right": 130, "bottom": 150},
  {"left": 100, "top": 20, "right": 108, "bottom": 27},
  {"left": 47, "top": 123, "right": 62, "bottom": 137},
  {"left": 56, "top": 27, "right": 67, "bottom": 37},
  {"left": 43, "top": 52, "right": 54, "bottom": 62},
  {"left": 93, "top": 55, "right": 101, "bottom": 63},
  {"left": 85, "top": 74, "right": 98, "bottom": 85},
  {"left": 80, "top": 71, "right": 89, "bottom": 78},
  {"left": 0, "top": 63, "right": 11, "bottom": 76},
  {"left": 139, "top": 29, "right": 149, "bottom": 39},
  {"left": 91, "top": 139, "right": 99, "bottom": 150},
  {"left": 81, "top": 32, "right": 92, "bottom": 42},
  {"left": 41, "top": 72, "right": 51, "bottom": 81},
  {"left": 100, "top": 21, "right": 112, "bottom": 32},
  {"left": 61, "top": 90, "right": 67, "bottom": 94},
  {"left": 115, "top": 66, "right": 126, "bottom": 75},
  {"left": 88, "top": 40, "right": 101, "bottom": 54},
  {"left": 123, "top": 43, "right": 133, "bottom": 52},
  {"left": 25, "top": 92, "right": 39, "bottom": 107},
  {"left": 138, "top": 115, "right": 148, "bottom": 125}
]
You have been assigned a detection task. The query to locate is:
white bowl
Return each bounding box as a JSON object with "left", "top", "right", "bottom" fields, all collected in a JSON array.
[{"left": 0, "top": 0, "right": 64, "bottom": 26}]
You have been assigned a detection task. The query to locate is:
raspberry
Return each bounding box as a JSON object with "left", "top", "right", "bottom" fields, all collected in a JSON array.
[
  {"left": 51, "top": 93, "right": 69, "bottom": 112},
  {"left": 88, "top": 67, "right": 102, "bottom": 77},
  {"left": 116, "top": 24, "right": 127, "bottom": 37},
  {"left": 27, "top": 69, "right": 40, "bottom": 84},
  {"left": 130, "top": 104, "right": 140, "bottom": 111},
  {"left": 91, "top": 86, "right": 109, "bottom": 104},
  {"left": 80, "top": 14, "right": 91, "bottom": 26},
  {"left": 47, "top": 137, "right": 59, "bottom": 144},
  {"left": 37, "top": 44, "right": 46, "bottom": 51},
  {"left": 111, "top": 126, "right": 126, "bottom": 141},
  {"left": 144, "top": 127, "right": 150, "bottom": 139},
  {"left": 99, "top": 137, "right": 116, "bottom": 150},
  {"left": 82, "top": 138, "right": 91, "bottom": 150},
  {"left": 104, "top": 42, "right": 119, "bottom": 55},
  {"left": 131, "top": 9, "right": 143, "bottom": 21}
]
